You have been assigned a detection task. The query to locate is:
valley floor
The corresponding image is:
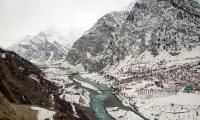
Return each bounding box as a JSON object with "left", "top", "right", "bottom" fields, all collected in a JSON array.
[
  {"left": 81, "top": 73, "right": 200, "bottom": 120},
  {"left": 36, "top": 61, "right": 200, "bottom": 120},
  {"left": 39, "top": 62, "right": 147, "bottom": 120}
]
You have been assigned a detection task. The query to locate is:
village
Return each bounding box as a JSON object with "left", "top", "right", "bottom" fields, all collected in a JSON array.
[{"left": 80, "top": 61, "right": 200, "bottom": 120}]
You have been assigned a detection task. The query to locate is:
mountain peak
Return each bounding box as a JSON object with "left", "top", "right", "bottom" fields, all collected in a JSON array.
[
  {"left": 67, "top": 0, "right": 200, "bottom": 73},
  {"left": 9, "top": 31, "right": 70, "bottom": 63}
]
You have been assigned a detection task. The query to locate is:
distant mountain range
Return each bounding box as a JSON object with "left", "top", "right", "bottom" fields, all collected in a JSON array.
[
  {"left": 9, "top": 0, "right": 200, "bottom": 74},
  {"left": 9, "top": 31, "right": 71, "bottom": 63},
  {"left": 10, "top": 0, "right": 200, "bottom": 75}
]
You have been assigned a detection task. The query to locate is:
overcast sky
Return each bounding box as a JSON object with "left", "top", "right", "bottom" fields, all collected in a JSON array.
[{"left": 0, "top": 0, "right": 132, "bottom": 48}]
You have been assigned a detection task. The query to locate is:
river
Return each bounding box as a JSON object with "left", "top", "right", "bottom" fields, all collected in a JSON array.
[{"left": 71, "top": 73, "right": 149, "bottom": 120}]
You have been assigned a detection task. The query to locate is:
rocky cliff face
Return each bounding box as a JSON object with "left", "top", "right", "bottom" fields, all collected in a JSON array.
[
  {"left": 0, "top": 48, "right": 91, "bottom": 120},
  {"left": 67, "top": 0, "right": 200, "bottom": 73},
  {"left": 10, "top": 31, "right": 69, "bottom": 63},
  {"left": 0, "top": 48, "right": 54, "bottom": 119},
  {"left": 0, "top": 48, "right": 56, "bottom": 106}
]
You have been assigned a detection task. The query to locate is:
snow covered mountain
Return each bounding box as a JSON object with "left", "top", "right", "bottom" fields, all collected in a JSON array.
[
  {"left": 67, "top": 0, "right": 200, "bottom": 74},
  {"left": 10, "top": 31, "right": 70, "bottom": 63}
]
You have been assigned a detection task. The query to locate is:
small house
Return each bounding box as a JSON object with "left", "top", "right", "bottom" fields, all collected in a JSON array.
[{"left": 184, "top": 85, "right": 193, "bottom": 93}]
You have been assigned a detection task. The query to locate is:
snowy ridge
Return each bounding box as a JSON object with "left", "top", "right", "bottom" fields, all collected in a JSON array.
[{"left": 10, "top": 31, "right": 69, "bottom": 64}]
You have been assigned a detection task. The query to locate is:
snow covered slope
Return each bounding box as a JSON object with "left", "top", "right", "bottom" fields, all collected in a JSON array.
[
  {"left": 10, "top": 31, "right": 70, "bottom": 63},
  {"left": 67, "top": 0, "right": 200, "bottom": 74}
]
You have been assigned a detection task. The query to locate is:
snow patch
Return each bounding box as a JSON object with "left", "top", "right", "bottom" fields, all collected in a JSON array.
[
  {"left": 154, "top": 93, "right": 200, "bottom": 105},
  {"left": 29, "top": 74, "right": 39, "bottom": 82},
  {"left": 73, "top": 78, "right": 101, "bottom": 94},
  {"left": 31, "top": 106, "right": 56, "bottom": 120},
  {"left": 71, "top": 103, "right": 79, "bottom": 118},
  {"left": 106, "top": 107, "right": 143, "bottom": 120},
  {"left": 47, "top": 51, "right": 54, "bottom": 62},
  {"left": 1, "top": 53, "right": 6, "bottom": 58}
]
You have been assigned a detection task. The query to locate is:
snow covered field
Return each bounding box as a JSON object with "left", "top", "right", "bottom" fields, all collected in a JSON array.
[
  {"left": 38, "top": 63, "right": 92, "bottom": 109},
  {"left": 155, "top": 93, "right": 200, "bottom": 105},
  {"left": 73, "top": 78, "right": 100, "bottom": 93},
  {"left": 35, "top": 57, "right": 200, "bottom": 120},
  {"left": 31, "top": 106, "right": 56, "bottom": 120},
  {"left": 81, "top": 73, "right": 200, "bottom": 120},
  {"left": 59, "top": 85, "right": 91, "bottom": 107},
  {"left": 137, "top": 93, "right": 200, "bottom": 120},
  {"left": 81, "top": 73, "right": 115, "bottom": 88},
  {"left": 106, "top": 107, "right": 143, "bottom": 120}
]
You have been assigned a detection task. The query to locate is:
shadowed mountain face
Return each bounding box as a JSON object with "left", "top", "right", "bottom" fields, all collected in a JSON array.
[
  {"left": 67, "top": 0, "right": 200, "bottom": 72},
  {"left": 0, "top": 48, "right": 91, "bottom": 120},
  {"left": 0, "top": 48, "right": 56, "bottom": 120},
  {"left": 0, "top": 48, "right": 57, "bottom": 106}
]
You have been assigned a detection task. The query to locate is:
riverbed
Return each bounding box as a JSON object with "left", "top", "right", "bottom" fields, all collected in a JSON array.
[{"left": 71, "top": 73, "right": 148, "bottom": 120}]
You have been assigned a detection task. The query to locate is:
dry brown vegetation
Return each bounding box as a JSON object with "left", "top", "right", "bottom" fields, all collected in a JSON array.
[
  {"left": 0, "top": 92, "right": 37, "bottom": 120},
  {"left": 0, "top": 48, "right": 92, "bottom": 120}
]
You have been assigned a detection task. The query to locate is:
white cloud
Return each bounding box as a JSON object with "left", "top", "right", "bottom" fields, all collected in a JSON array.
[{"left": 0, "top": 0, "right": 132, "bottom": 47}]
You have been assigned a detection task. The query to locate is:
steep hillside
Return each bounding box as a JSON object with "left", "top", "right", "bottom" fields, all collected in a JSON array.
[
  {"left": 0, "top": 48, "right": 56, "bottom": 106},
  {"left": 0, "top": 48, "right": 55, "bottom": 120},
  {"left": 67, "top": 0, "right": 200, "bottom": 74},
  {"left": 0, "top": 92, "right": 36, "bottom": 120},
  {"left": 0, "top": 48, "right": 91, "bottom": 120}
]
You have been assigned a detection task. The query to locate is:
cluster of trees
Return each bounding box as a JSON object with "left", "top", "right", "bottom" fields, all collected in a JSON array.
[{"left": 136, "top": 87, "right": 180, "bottom": 98}]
